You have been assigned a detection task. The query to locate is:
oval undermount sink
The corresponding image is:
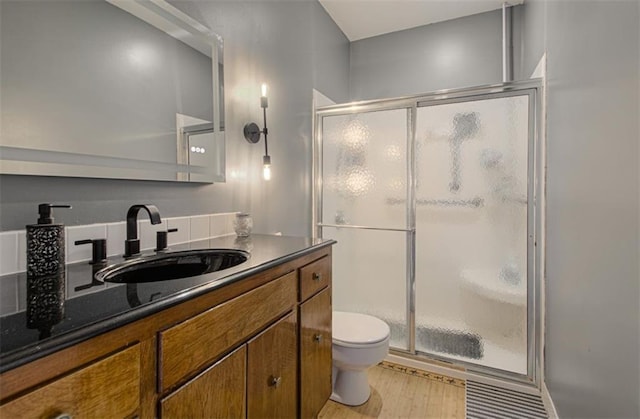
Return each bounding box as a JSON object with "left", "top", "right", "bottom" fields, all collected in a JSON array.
[{"left": 95, "top": 249, "right": 250, "bottom": 284}]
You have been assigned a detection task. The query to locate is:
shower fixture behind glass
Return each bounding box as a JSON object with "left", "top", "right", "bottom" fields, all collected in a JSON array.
[{"left": 313, "top": 80, "right": 542, "bottom": 385}]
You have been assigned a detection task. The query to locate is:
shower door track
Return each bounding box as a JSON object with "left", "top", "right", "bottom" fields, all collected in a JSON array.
[{"left": 313, "top": 79, "right": 543, "bottom": 388}]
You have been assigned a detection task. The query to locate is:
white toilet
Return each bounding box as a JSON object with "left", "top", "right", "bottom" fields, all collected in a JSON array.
[{"left": 331, "top": 311, "right": 390, "bottom": 406}]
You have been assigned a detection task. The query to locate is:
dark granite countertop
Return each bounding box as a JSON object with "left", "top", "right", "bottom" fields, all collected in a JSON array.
[{"left": 0, "top": 234, "right": 335, "bottom": 373}]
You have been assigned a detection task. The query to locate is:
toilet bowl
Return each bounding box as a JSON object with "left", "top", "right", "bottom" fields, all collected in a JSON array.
[{"left": 331, "top": 311, "right": 390, "bottom": 406}]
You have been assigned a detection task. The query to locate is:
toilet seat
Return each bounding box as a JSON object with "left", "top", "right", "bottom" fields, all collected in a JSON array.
[{"left": 333, "top": 311, "right": 390, "bottom": 348}]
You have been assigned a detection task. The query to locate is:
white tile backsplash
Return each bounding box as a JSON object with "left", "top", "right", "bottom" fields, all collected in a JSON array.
[
  {"left": 106, "top": 222, "right": 126, "bottom": 257},
  {"left": 2, "top": 213, "right": 241, "bottom": 273},
  {"left": 17, "top": 232, "right": 26, "bottom": 272},
  {"left": 0, "top": 275, "right": 19, "bottom": 316},
  {"left": 167, "top": 217, "right": 190, "bottom": 246},
  {"left": 210, "top": 213, "right": 237, "bottom": 238},
  {"left": 0, "top": 232, "right": 19, "bottom": 275},
  {"left": 17, "top": 274, "right": 27, "bottom": 311},
  {"left": 209, "top": 214, "right": 224, "bottom": 237},
  {"left": 189, "top": 215, "right": 210, "bottom": 241},
  {"left": 66, "top": 224, "right": 107, "bottom": 264}
]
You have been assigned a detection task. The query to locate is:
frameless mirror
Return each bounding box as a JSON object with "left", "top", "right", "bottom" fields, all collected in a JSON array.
[{"left": 0, "top": 0, "right": 225, "bottom": 183}]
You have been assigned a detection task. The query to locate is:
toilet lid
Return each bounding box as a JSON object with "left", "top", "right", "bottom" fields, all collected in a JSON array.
[{"left": 333, "top": 311, "right": 390, "bottom": 345}]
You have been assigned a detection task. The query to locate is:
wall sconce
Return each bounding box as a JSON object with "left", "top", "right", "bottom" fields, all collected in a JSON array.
[{"left": 244, "top": 83, "right": 271, "bottom": 180}]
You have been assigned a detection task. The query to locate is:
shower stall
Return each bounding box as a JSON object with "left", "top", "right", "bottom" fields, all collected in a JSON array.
[{"left": 313, "top": 81, "right": 542, "bottom": 384}]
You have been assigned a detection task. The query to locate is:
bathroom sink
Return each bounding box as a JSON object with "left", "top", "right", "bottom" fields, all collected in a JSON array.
[{"left": 95, "top": 249, "right": 250, "bottom": 284}]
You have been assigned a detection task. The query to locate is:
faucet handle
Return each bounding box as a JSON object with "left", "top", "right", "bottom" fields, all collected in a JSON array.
[
  {"left": 74, "top": 238, "right": 107, "bottom": 264},
  {"left": 156, "top": 228, "right": 178, "bottom": 252}
]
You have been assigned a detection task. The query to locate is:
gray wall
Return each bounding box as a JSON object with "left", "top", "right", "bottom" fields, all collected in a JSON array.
[
  {"left": 514, "top": 1, "right": 545, "bottom": 79},
  {"left": 542, "top": 0, "right": 640, "bottom": 417},
  {"left": 348, "top": 8, "right": 519, "bottom": 101},
  {"left": 0, "top": 0, "right": 350, "bottom": 235}
]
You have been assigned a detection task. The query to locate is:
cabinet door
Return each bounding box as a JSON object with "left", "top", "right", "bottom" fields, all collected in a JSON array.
[
  {"left": 0, "top": 345, "right": 140, "bottom": 418},
  {"left": 160, "top": 345, "right": 246, "bottom": 419},
  {"left": 247, "top": 312, "right": 297, "bottom": 419},
  {"left": 300, "top": 287, "right": 332, "bottom": 418}
]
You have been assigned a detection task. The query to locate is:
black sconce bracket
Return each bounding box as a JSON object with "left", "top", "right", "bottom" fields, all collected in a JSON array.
[
  {"left": 243, "top": 96, "right": 269, "bottom": 156},
  {"left": 244, "top": 85, "right": 271, "bottom": 179},
  {"left": 244, "top": 122, "right": 262, "bottom": 144}
]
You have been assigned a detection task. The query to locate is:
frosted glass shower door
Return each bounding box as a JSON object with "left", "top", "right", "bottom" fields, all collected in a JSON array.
[
  {"left": 414, "top": 94, "right": 531, "bottom": 374},
  {"left": 320, "top": 108, "right": 410, "bottom": 350}
]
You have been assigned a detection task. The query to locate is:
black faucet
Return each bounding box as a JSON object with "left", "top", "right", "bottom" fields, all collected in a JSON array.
[{"left": 124, "top": 204, "right": 162, "bottom": 258}]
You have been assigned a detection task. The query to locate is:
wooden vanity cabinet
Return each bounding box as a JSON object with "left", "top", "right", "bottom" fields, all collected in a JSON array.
[
  {"left": 161, "top": 311, "right": 299, "bottom": 419},
  {"left": 299, "top": 256, "right": 333, "bottom": 418},
  {"left": 300, "top": 287, "right": 332, "bottom": 418},
  {"left": 0, "top": 246, "right": 333, "bottom": 419},
  {"left": 0, "top": 344, "right": 140, "bottom": 418},
  {"left": 159, "top": 272, "right": 297, "bottom": 419},
  {"left": 158, "top": 271, "right": 297, "bottom": 392}
]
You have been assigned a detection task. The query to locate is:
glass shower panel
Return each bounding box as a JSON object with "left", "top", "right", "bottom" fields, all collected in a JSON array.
[
  {"left": 322, "top": 227, "right": 408, "bottom": 350},
  {"left": 320, "top": 108, "right": 410, "bottom": 351},
  {"left": 415, "top": 95, "right": 530, "bottom": 374},
  {"left": 321, "top": 109, "right": 408, "bottom": 230}
]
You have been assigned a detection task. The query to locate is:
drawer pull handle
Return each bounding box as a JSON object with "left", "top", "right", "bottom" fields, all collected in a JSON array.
[
  {"left": 54, "top": 414, "right": 72, "bottom": 419},
  {"left": 314, "top": 334, "right": 323, "bottom": 342},
  {"left": 312, "top": 272, "right": 322, "bottom": 281},
  {"left": 270, "top": 375, "right": 282, "bottom": 388}
]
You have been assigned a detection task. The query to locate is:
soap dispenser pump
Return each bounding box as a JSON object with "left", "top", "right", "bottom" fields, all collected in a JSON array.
[{"left": 25, "top": 203, "right": 71, "bottom": 336}]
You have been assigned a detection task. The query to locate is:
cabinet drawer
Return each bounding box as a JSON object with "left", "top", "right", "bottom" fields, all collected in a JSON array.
[
  {"left": 160, "top": 271, "right": 297, "bottom": 391},
  {"left": 299, "top": 256, "right": 331, "bottom": 302},
  {"left": 0, "top": 344, "right": 140, "bottom": 418},
  {"left": 300, "top": 287, "right": 332, "bottom": 418},
  {"left": 161, "top": 345, "right": 246, "bottom": 419}
]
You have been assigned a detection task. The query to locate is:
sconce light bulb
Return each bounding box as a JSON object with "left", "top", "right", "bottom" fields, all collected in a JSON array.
[
  {"left": 263, "top": 155, "right": 271, "bottom": 180},
  {"left": 261, "top": 83, "right": 268, "bottom": 98}
]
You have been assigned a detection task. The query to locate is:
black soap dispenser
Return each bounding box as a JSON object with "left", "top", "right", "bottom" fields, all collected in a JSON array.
[{"left": 25, "top": 203, "right": 71, "bottom": 337}]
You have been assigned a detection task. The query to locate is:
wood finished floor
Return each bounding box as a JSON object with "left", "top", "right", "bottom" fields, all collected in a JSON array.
[{"left": 318, "top": 363, "right": 466, "bottom": 419}]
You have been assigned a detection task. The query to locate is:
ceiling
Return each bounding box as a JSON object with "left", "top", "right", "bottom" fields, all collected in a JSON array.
[{"left": 318, "top": 0, "right": 524, "bottom": 42}]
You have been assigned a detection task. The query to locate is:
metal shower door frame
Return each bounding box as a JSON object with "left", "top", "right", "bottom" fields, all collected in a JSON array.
[{"left": 312, "top": 79, "right": 543, "bottom": 387}]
